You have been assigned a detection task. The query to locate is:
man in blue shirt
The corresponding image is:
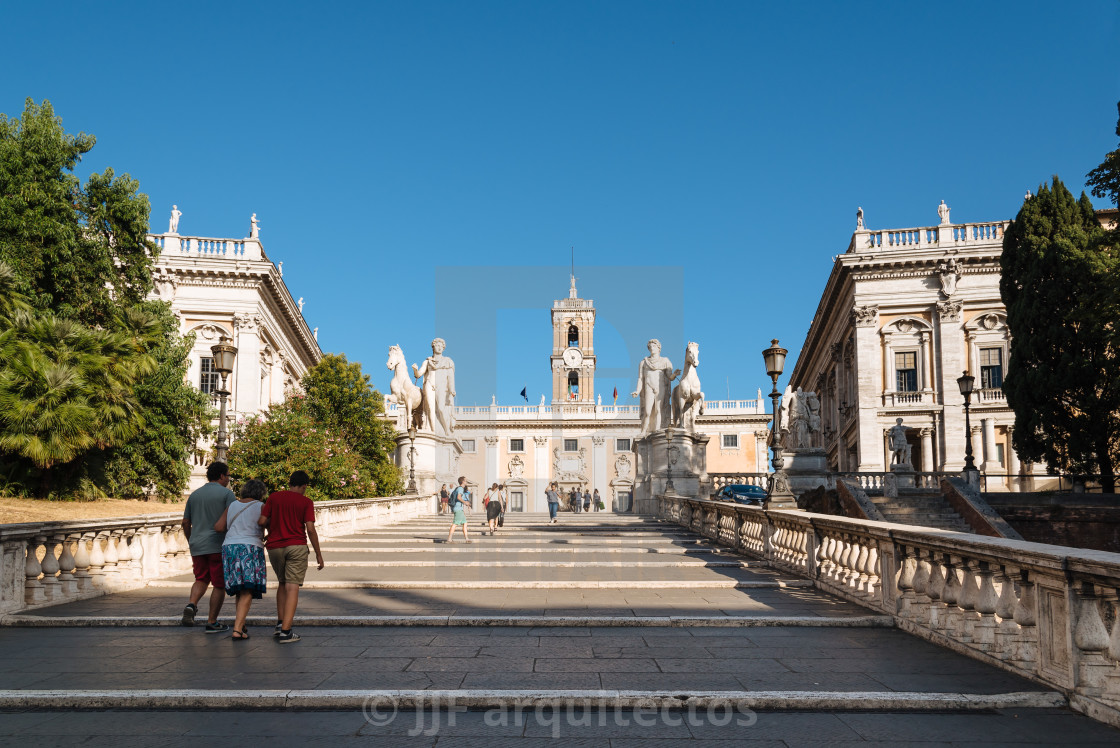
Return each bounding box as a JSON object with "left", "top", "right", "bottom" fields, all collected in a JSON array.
[{"left": 445, "top": 476, "right": 472, "bottom": 543}]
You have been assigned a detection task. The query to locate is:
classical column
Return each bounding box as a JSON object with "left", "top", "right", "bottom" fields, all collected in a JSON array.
[
  {"left": 533, "top": 436, "right": 550, "bottom": 512},
  {"left": 971, "top": 426, "right": 983, "bottom": 474},
  {"left": 919, "top": 331, "right": 932, "bottom": 398},
  {"left": 1006, "top": 426, "right": 1021, "bottom": 493},
  {"left": 883, "top": 429, "right": 892, "bottom": 469},
  {"left": 852, "top": 305, "right": 885, "bottom": 470},
  {"left": 233, "top": 313, "right": 264, "bottom": 415},
  {"left": 754, "top": 430, "right": 769, "bottom": 473},
  {"left": 920, "top": 428, "right": 934, "bottom": 473},
  {"left": 484, "top": 436, "right": 499, "bottom": 489},
  {"left": 936, "top": 300, "right": 966, "bottom": 470},
  {"left": 981, "top": 418, "right": 1000, "bottom": 473},
  {"left": 591, "top": 436, "right": 607, "bottom": 495}
]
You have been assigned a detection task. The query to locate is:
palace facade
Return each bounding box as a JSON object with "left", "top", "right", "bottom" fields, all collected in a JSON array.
[
  {"left": 387, "top": 278, "right": 771, "bottom": 512},
  {"left": 147, "top": 219, "right": 322, "bottom": 489}
]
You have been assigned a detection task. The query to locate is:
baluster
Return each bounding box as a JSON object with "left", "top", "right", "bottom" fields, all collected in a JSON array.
[
  {"left": 102, "top": 530, "right": 121, "bottom": 584},
  {"left": 130, "top": 528, "right": 146, "bottom": 578},
  {"left": 993, "top": 565, "right": 1020, "bottom": 659},
  {"left": 925, "top": 554, "right": 946, "bottom": 629},
  {"left": 88, "top": 531, "right": 106, "bottom": 584},
  {"left": 973, "top": 561, "right": 999, "bottom": 652},
  {"left": 957, "top": 559, "right": 980, "bottom": 643},
  {"left": 39, "top": 534, "right": 61, "bottom": 599},
  {"left": 896, "top": 545, "right": 915, "bottom": 618},
  {"left": 1073, "top": 582, "right": 1112, "bottom": 696},
  {"left": 1011, "top": 570, "right": 1039, "bottom": 669},
  {"left": 854, "top": 540, "right": 870, "bottom": 594},
  {"left": 56, "top": 534, "right": 77, "bottom": 596},
  {"left": 941, "top": 556, "right": 961, "bottom": 636},
  {"left": 865, "top": 544, "right": 881, "bottom": 604},
  {"left": 24, "top": 537, "right": 45, "bottom": 605},
  {"left": 73, "top": 532, "right": 93, "bottom": 593}
]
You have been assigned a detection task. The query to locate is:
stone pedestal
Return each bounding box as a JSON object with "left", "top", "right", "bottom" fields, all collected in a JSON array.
[
  {"left": 395, "top": 431, "right": 463, "bottom": 498},
  {"left": 890, "top": 462, "right": 916, "bottom": 489},
  {"left": 780, "top": 448, "right": 833, "bottom": 498},
  {"left": 632, "top": 430, "right": 709, "bottom": 514}
]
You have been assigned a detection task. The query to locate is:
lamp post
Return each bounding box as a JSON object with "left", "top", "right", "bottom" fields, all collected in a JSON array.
[
  {"left": 762, "top": 339, "right": 797, "bottom": 509},
  {"left": 405, "top": 426, "right": 419, "bottom": 495},
  {"left": 664, "top": 426, "right": 677, "bottom": 496},
  {"left": 956, "top": 370, "right": 979, "bottom": 486},
  {"left": 210, "top": 335, "right": 238, "bottom": 463}
]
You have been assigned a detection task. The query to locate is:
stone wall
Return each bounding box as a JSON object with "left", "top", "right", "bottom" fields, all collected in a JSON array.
[{"left": 983, "top": 493, "right": 1120, "bottom": 553}]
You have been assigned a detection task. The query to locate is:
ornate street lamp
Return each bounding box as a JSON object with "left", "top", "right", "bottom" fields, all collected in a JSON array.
[
  {"left": 957, "top": 370, "right": 979, "bottom": 485},
  {"left": 210, "top": 335, "right": 237, "bottom": 463},
  {"left": 762, "top": 339, "right": 797, "bottom": 509},
  {"left": 406, "top": 426, "right": 419, "bottom": 495},
  {"left": 664, "top": 426, "right": 677, "bottom": 496}
]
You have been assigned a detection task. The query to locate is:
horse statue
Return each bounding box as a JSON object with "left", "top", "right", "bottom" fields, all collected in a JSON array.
[
  {"left": 671, "top": 341, "right": 705, "bottom": 433},
  {"left": 385, "top": 345, "right": 423, "bottom": 430}
]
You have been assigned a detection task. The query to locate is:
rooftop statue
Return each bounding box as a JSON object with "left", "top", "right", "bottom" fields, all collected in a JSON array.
[
  {"left": 169, "top": 205, "right": 182, "bottom": 234},
  {"left": 856, "top": 206, "right": 864, "bottom": 230},
  {"left": 938, "top": 200, "right": 951, "bottom": 225},
  {"left": 250, "top": 213, "right": 260, "bottom": 239}
]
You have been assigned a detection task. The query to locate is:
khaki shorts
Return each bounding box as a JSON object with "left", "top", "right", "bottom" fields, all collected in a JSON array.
[{"left": 268, "top": 545, "right": 309, "bottom": 586}]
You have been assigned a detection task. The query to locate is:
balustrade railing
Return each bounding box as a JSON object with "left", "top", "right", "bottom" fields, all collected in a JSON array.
[
  {"left": 1, "top": 494, "right": 431, "bottom": 616},
  {"left": 657, "top": 493, "right": 1120, "bottom": 728},
  {"left": 853, "top": 221, "right": 1009, "bottom": 254},
  {"left": 708, "top": 473, "right": 771, "bottom": 493}
]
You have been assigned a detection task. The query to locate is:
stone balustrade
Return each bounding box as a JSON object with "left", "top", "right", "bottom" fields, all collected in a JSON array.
[
  {"left": 657, "top": 493, "right": 1120, "bottom": 727},
  {"left": 837, "top": 471, "right": 946, "bottom": 495},
  {"left": 708, "top": 473, "right": 771, "bottom": 492},
  {"left": 148, "top": 232, "right": 262, "bottom": 262},
  {"left": 390, "top": 398, "right": 764, "bottom": 423},
  {"left": 0, "top": 494, "right": 431, "bottom": 616},
  {"left": 852, "top": 221, "right": 1008, "bottom": 253}
]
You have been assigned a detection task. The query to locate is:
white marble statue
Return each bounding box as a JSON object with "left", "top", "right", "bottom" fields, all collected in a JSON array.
[
  {"left": 671, "top": 341, "right": 705, "bottom": 433},
  {"left": 631, "top": 338, "right": 680, "bottom": 435},
  {"left": 786, "top": 386, "right": 811, "bottom": 449},
  {"left": 169, "top": 205, "right": 182, "bottom": 234},
  {"left": 937, "top": 258, "right": 961, "bottom": 297},
  {"left": 778, "top": 384, "right": 794, "bottom": 445},
  {"left": 386, "top": 345, "right": 423, "bottom": 430},
  {"left": 856, "top": 206, "right": 864, "bottom": 230},
  {"left": 412, "top": 338, "right": 456, "bottom": 437},
  {"left": 250, "top": 213, "right": 260, "bottom": 239},
  {"left": 806, "top": 390, "right": 821, "bottom": 435},
  {"left": 313, "top": 327, "right": 318, "bottom": 341},
  {"left": 888, "top": 417, "right": 912, "bottom": 465},
  {"left": 298, "top": 297, "right": 305, "bottom": 313},
  {"left": 278, "top": 261, "right": 284, "bottom": 277},
  {"left": 938, "top": 200, "right": 950, "bottom": 225},
  {"left": 539, "top": 394, "right": 546, "bottom": 407}
]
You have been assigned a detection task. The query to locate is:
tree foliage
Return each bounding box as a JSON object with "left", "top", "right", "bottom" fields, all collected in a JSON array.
[
  {"left": 1087, "top": 101, "right": 1120, "bottom": 217},
  {"left": 226, "top": 395, "right": 377, "bottom": 501},
  {"left": 1000, "top": 177, "right": 1118, "bottom": 491}
]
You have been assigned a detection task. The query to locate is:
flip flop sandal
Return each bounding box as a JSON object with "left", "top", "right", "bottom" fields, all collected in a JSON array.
[{"left": 232, "top": 629, "right": 250, "bottom": 640}]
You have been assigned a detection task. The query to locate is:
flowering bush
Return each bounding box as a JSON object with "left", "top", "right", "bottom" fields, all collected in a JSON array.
[{"left": 227, "top": 396, "right": 376, "bottom": 501}]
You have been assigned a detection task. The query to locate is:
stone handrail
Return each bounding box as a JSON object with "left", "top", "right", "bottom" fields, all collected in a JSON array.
[
  {"left": 837, "top": 471, "right": 946, "bottom": 496},
  {"left": 850, "top": 221, "right": 1009, "bottom": 253},
  {"left": 708, "top": 473, "right": 771, "bottom": 493},
  {"left": 0, "top": 494, "right": 432, "bottom": 616},
  {"left": 656, "top": 493, "right": 1120, "bottom": 728},
  {"left": 149, "top": 232, "right": 261, "bottom": 261}
]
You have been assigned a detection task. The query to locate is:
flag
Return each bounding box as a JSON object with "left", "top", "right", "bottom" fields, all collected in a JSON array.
[
  {"left": 520, "top": 386, "right": 527, "bottom": 402},
  {"left": 613, "top": 386, "right": 618, "bottom": 405}
]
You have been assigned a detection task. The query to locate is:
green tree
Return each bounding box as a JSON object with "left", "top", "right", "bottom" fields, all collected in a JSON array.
[
  {"left": 226, "top": 395, "right": 377, "bottom": 501},
  {"left": 302, "top": 353, "right": 402, "bottom": 495},
  {"left": 1000, "top": 177, "right": 1118, "bottom": 492},
  {"left": 1086, "top": 101, "right": 1120, "bottom": 220},
  {"left": 100, "top": 302, "right": 214, "bottom": 499},
  {"left": 0, "top": 98, "right": 155, "bottom": 329}
]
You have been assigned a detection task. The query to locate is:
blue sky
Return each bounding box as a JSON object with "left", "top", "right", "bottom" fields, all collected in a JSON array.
[{"left": 3, "top": 1, "right": 1118, "bottom": 406}]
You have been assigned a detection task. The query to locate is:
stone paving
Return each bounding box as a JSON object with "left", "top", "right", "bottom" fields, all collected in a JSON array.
[{"left": 1, "top": 512, "right": 1118, "bottom": 744}]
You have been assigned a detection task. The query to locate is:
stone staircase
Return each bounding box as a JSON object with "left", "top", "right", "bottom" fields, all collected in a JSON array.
[
  {"left": 1, "top": 510, "right": 1114, "bottom": 743},
  {"left": 868, "top": 490, "right": 975, "bottom": 532}
]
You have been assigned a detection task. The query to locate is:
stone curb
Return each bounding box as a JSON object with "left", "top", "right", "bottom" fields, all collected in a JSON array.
[
  {"left": 0, "top": 688, "right": 1067, "bottom": 711},
  {"left": 142, "top": 579, "right": 810, "bottom": 590},
  {"left": 297, "top": 560, "right": 751, "bottom": 568},
  {"left": 0, "top": 614, "right": 896, "bottom": 628}
]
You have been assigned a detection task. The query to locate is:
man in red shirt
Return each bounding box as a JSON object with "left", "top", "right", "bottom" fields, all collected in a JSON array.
[{"left": 258, "top": 470, "right": 324, "bottom": 643}]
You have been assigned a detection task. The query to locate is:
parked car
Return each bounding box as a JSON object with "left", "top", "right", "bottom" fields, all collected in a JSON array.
[{"left": 712, "top": 484, "right": 767, "bottom": 506}]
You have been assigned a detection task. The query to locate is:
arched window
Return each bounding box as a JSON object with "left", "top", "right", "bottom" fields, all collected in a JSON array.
[
  {"left": 567, "top": 324, "right": 579, "bottom": 347},
  {"left": 567, "top": 370, "right": 579, "bottom": 398}
]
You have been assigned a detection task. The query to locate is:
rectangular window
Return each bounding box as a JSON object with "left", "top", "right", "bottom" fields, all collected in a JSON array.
[
  {"left": 895, "top": 351, "right": 918, "bottom": 392},
  {"left": 615, "top": 438, "right": 631, "bottom": 452},
  {"left": 510, "top": 491, "right": 524, "bottom": 511},
  {"left": 509, "top": 438, "right": 524, "bottom": 452},
  {"left": 564, "top": 438, "right": 579, "bottom": 452},
  {"left": 461, "top": 439, "right": 476, "bottom": 453},
  {"left": 980, "top": 347, "right": 1004, "bottom": 389},
  {"left": 199, "top": 357, "right": 219, "bottom": 395},
  {"left": 996, "top": 443, "right": 1005, "bottom": 467},
  {"left": 722, "top": 434, "right": 739, "bottom": 449}
]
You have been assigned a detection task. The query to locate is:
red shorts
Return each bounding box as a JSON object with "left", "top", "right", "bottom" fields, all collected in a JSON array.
[{"left": 192, "top": 552, "right": 225, "bottom": 590}]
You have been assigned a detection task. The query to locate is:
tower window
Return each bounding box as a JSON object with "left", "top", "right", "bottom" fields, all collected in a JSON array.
[
  {"left": 567, "top": 370, "right": 579, "bottom": 398},
  {"left": 980, "top": 347, "right": 1003, "bottom": 389},
  {"left": 567, "top": 324, "right": 579, "bottom": 347}
]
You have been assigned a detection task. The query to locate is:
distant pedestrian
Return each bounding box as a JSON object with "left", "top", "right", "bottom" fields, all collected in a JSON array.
[
  {"left": 486, "top": 482, "right": 504, "bottom": 535},
  {"left": 569, "top": 486, "right": 580, "bottom": 513},
  {"left": 439, "top": 484, "right": 449, "bottom": 514},
  {"left": 446, "top": 476, "right": 472, "bottom": 543},
  {"left": 545, "top": 482, "right": 560, "bottom": 524},
  {"left": 181, "top": 462, "right": 236, "bottom": 632},
  {"left": 214, "top": 479, "right": 268, "bottom": 640},
  {"left": 583, "top": 488, "right": 592, "bottom": 513},
  {"left": 593, "top": 488, "right": 603, "bottom": 512},
  {"left": 258, "top": 470, "right": 325, "bottom": 644}
]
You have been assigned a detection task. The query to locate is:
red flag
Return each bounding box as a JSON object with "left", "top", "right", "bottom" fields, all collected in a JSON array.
[{"left": 612, "top": 386, "right": 618, "bottom": 404}]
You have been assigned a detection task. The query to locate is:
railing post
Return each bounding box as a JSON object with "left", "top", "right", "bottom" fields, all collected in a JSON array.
[{"left": 24, "top": 538, "right": 45, "bottom": 605}]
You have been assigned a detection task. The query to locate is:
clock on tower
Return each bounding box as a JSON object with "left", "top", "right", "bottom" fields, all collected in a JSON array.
[{"left": 551, "top": 275, "right": 596, "bottom": 403}]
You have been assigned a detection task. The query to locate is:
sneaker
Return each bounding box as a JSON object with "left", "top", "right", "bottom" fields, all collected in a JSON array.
[
  {"left": 274, "top": 621, "right": 284, "bottom": 638},
  {"left": 181, "top": 603, "right": 197, "bottom": 627},
  {"left": 204, "top": 622, "right": 230, "bottom": 634},
  {"left": 277, "top": 630, "right": 301, "bottom": 643}
]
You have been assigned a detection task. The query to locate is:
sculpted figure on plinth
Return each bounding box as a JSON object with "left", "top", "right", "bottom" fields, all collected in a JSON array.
[
  {"left": 412, "top": 338, "right": 456, "bottom": 437},
  {"left": 780, "top": 387, "right": 822, "bottom": 449},
  {"left": 631, "top": 338, "right": 680, "bottom": 435},
  {"left": 169, "top": 205, "right": 182, "bottom": 234},
  {"left": 386, "top": 345, "right": 422, "bottom": 430},
  {"left": 889, "top": 417, "right": 912, "bottom": 465},
  {"left": 671, "top": 341, "right": 705, "bottom": 433}
]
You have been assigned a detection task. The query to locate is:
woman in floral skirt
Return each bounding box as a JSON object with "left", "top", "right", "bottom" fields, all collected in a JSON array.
[{"left": 214, "top": 479, "right": 268, "bottom": 640}]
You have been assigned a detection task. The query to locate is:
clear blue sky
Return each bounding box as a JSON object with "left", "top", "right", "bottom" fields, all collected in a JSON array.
[{"left": 3, "top": 2, "right": 1118, "bottom": 406}]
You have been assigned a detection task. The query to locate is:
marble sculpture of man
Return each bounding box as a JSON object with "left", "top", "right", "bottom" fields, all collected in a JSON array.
[
  {"left": 632, "top": 339, "right": 680, "bottom": 435},
  {"left": 413, "top": 338, "right": 456, "bottom": 437},
  {"left": 888, "top": 418, "right": 912, "bottom": 465},
  {"left": 169, "top": 205, "right": 182, "bottom": 234}
]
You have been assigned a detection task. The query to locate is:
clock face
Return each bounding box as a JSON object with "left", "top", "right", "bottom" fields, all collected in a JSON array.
[{"left": 563, "top": 347, "right": 583, "bottom": 368}]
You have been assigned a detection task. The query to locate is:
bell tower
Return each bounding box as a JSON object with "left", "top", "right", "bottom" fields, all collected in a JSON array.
[{"left": 551, "top": 274, "right": 596, "bottom": 403}]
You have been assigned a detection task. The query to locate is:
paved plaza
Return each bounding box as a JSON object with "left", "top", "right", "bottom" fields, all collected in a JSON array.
[{"left": 1, "top": 513, "right": 1117, "bottom": 745}]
